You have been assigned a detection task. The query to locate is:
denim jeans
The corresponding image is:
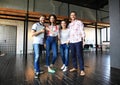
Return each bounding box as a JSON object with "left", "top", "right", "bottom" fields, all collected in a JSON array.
[
  {"left": 33, "top": 44, "right": 42, "bottom": 72},
  {"left": 46, "top": 36, "right": 57, "bottom": 66},
  {"left": 60, "top": 44, "right": 69, "bottom": 66},
  {"left": 70, "top": 41, "right": 84, "bottom": 70}
]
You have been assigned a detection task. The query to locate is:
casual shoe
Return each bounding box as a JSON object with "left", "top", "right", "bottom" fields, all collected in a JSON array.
[
  {"left": 40, "top": 70, "right": 44, "bottom": 74},
  {"left": 35, "top": 72, "right": 39, "bottom": 75},
  {"left": 69, "top": 68, "right": 77, "bottom": 72},
  {"left": 61, "top": 64, "right": 65, "bottom": 70},
  {"left": 34, "top": 73, "right": 39, "bottom": 79},
  {"left": 34, "top": 75, "right": 38, "bottom": 78},
  {"left": 35, "top": 71, "right": 44, "bottom": 75},
  {"left": 80, "top": 71, "right": 85, "bottom": 76},
  {"left": 50, "top": 64, "right": 53, "bottom": 68},
  {"left": 63, "top": 67, "right": 68, "bottom": 72},
  {"left": 48, "top": 69, "right": 55, "bottom": 73},
  {"left": 0, "top": 53, "right": 5, "bottom": 57}
]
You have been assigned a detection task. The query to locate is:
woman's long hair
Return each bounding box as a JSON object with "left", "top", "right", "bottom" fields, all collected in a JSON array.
[{"left": 48, "top": 14, "right": 57, "bottom": 25}]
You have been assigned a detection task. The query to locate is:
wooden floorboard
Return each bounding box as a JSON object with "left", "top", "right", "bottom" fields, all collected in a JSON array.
[{"left": 0, "top": 52, "right": 120, "bottom": 85}]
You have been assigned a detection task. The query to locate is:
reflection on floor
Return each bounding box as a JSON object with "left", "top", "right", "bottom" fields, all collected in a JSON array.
[{"left": 0, "top": 51, "right": 120, "bottom": 85}]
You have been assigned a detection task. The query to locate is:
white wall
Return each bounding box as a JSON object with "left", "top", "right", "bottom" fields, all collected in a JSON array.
[
  {"left": 109, "top": 0, "right": 120, "bottom": 69},
  {"left": 28, "top": 22, "right": 34, "bottom": 54}
]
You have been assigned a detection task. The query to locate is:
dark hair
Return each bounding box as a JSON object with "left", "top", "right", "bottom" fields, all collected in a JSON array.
[
  {"left": 60, "top": 19, "right": 69, "bottom": 29},
  {"left": 70, "top": 11, "right": 77, "bottom": 16},
  {"left": 48, "top": 14, "right": 57, "bottom": 25}
]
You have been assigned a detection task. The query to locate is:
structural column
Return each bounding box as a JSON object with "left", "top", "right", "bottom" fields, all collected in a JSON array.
[
  {"left": 23, "top": 0, "right": 29, "bottom": 59},
  {"left": 95, "top": 0, "right": 98, "bottom": 55},
  {"left": 109, "top": 0, "right": 120, "bottom": 69}
]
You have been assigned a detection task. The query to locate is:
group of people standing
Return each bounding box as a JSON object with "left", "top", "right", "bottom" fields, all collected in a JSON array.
[{"left": 31, "top": 11, "right": 85, "bottom": 78}]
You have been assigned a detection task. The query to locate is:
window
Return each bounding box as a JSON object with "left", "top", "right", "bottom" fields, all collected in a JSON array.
[
  {"left": 107, "top": 27, "right": 110, "bottom": 41},
  {"left": 101, "top": 27, "right": 110, "bottom": 42}
]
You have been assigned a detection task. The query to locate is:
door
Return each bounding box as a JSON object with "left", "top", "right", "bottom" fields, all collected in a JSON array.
[{"left": 0, "top": 24, "right": 17, "bottom": 55}]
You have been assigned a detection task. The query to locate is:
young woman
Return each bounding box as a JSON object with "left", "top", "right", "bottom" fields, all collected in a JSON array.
[
  {"left": 45, "top": 14, "right": 59, "bottom": 73},
  {"left": 68, "top": 11, "right": 85, "bottom": 76},
  {"left": 31, "top": 15, "right": 46, "bottom": 78},
  {"left": 59, "top": 20, "right": 70, "bottom": 72}
]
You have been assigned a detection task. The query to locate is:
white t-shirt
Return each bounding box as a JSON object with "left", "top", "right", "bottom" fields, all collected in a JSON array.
[
  {"left": 60, "top": 29, "right": 70, "bottom": 44},
  {"left": 32, "top": 22, "right": 45, "bottom": 44}
]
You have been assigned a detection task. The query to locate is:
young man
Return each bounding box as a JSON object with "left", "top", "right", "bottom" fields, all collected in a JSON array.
[
  {"left": 68, "top": 11, "right": 85, "bottom": 76},
  {"left": 31, "top": 15, "right": 46, "bottom": 78}
]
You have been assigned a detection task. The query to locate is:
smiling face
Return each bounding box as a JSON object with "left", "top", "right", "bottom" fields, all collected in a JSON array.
[
  {"left": 50, "top": 16, "right": 55, "bottom": 23},
  {"left": 70, "top": 12, "right": 77, "bottom": 21},
  {"left": 39, "top": 16, "right": 46, "bottom": 23},
  {"left": 61, "top": 21, "right": 67, "bottom": 29}
]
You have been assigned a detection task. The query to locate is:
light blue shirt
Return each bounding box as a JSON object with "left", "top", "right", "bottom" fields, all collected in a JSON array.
[{"left": 32, "top": 22, "right": 45, "bottom": 44}]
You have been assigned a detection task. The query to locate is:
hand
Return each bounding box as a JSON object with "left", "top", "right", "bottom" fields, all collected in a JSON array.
[
  {"left": 44, "top": 44, "right": 46, "bottom": 49},
  {"left": 45, "top": 27, "right": 54, "bottom": 34},
  {"left": 49, "top": 30, "right": 55, "bottom": 35},
  {"left": 40, "top": 29, "right": 45, "bottom": 33},
  {"left": 66, "top": 41, "right": 69, "bottom": 45},
  {"left": 82, "top": 41, "right": 85, "bottom": 47},
  {"left": 44, "top": 23, "right": 49, "bottom": 27},
  {"left": 58, "top": 40, "right": 61, "bottom": 45},
  {"left": 45, "top": 27, "right": 49, "bottom": 31}
]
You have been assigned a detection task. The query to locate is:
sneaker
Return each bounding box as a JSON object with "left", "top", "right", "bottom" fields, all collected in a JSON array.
[
  {"left": 80, "top": 71, "right": 85, "bottom": 76},
  {"left": 40, "top": 70, "right": 44, "bottom": 74},
  {"left": 48, "top": 69, "right": 55, "bottom": 73},
  {"left": 63, "top": 67, "right": 68, "bottom": 72},
  {"left": 50, "top": 64, "right": 53, "bottom": 68},
  {"left": 69, "top": 68, "right": 77, "bottom": 72},
  {"left": 35, "top": 72, "right": 39, "bottom": 75},
  {"left": 35, "top": 71, "right": 44, "bottom": 75},
  {"left": 61, "top": 64, "right": 65, "bottom": 70},
  {"left": 0, "top": 53, "right": 5, "bottom": 57},
  {"left": 34, "top": 73, "right": 39, "bottom": 78}
]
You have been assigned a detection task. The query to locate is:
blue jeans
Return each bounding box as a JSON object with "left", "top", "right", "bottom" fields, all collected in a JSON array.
[
  {"left": 46, "top": 36, "right": 57, "bottom": 66},
  {"left": 33, "top": 44, "right": 42, "bottom": 72},
  {"left": 70, "top": 41, "right": 84, "bottom": 70},
  {"left": 60, "top": 44, "right": 69, "bottom": 66}
]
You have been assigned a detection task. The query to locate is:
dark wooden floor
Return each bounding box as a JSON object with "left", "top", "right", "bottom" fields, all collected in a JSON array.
[{"left": 0, "top": 51, "right": 120, "bottom": 85}]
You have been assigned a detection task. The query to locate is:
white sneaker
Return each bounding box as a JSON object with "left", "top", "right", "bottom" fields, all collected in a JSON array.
[
  {"left": 63, "top": 67, "right": 68, "bottom": 72},
  {"left": 61, "top": 64, "right": 65, "bottom": 70},
  {"left": 34, "top": 72, "right": 39, "bottom": 78},
  {"left": 48, "top": 68, "right": 55, "bottom": 73},
  {"left": 50, "top": 64, "right": 53, "bottom": 68}
]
